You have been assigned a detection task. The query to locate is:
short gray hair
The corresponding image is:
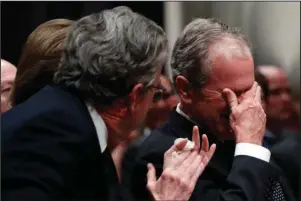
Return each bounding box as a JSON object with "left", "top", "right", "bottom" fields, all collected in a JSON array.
[
  {"left": 171, "top": 18, "right": 251, "bottom": 88},
  {"left": 54, "top": 6, "right": 168, "bottom": 107}
]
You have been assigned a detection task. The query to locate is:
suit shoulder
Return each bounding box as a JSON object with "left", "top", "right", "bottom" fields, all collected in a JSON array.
[{"left": 2, "top": 86, "right": 94, "bottom": 141}]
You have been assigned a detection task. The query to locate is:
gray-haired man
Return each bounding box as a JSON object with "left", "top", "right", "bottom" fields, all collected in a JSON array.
[
  {"left": 131, "top": 18, "right": 295, "bottom": 201},
  {"left": 1, "top": 7, "right": 215, "bottom": 201}
]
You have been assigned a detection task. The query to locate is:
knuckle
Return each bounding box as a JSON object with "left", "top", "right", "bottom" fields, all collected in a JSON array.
[
  {"left": 175, "top": 176, "right": 182, "bottom": 184},
  {"left": 178, "top": 177, "right": 188, "bottom": 186},
  {"left": 188, "top": 183, "right": 195, "bottom": 193},
  {"left": 162, "top": 170, "right": 173, "bottom": 180}
]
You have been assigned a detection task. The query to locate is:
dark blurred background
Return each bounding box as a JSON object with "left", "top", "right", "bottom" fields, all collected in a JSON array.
[{"left": 1, "top": 1, "right": 163, "bottom": 66}]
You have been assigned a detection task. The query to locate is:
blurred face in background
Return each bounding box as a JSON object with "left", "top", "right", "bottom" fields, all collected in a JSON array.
[
  {"left": 259, "top": 66, "right": 293, "bottom": 122},
  {"left": 145, "top": 75, "right": 179, "bottom": 129},
  {"left": 1, "top": 60, "right": 17, "bottom": 113}
]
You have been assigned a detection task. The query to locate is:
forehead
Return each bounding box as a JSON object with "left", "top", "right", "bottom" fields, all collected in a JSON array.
[{"left": 207, "top": 55, "right": 255, "bottom": 92}]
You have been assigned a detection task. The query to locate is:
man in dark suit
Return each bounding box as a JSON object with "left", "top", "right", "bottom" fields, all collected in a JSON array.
[
  {"left": 131, "top": 18, "right": 296, "bottom": 201},
  {"left": 122, "top": 75, "right": 178, "bottom": 188},
  {"left": 2, "top": 7, "right": 216, "bottom": 201},
  {"left": 271, "top": 133, "right": 300, "bottom": 200},
  {"left": 255, "top": 69, "right": 300, "bottom": 198}
]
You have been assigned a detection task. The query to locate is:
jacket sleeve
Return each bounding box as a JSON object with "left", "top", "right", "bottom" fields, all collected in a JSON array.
[
  {"left": 131, "top": 155, "right": 275, "bottom": 201},
  {"left": 2, "top": 114, "right": 86, "bottom": 201}
]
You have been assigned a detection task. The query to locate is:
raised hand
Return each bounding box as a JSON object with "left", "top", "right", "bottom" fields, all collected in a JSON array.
[
  {"left": 146, "top": 126, "right": 216, "bottom": 201},
  {"left": 223, "top": 81, "right": 266, "bottom": 145}
]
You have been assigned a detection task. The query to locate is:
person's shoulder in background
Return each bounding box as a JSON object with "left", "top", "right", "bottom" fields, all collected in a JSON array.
[{"left": 271, "top": 132, "right": 300, "bottom": 200}]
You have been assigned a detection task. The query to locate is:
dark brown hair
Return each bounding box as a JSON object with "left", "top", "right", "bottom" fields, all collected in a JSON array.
[{"left": 10, "top": 19, "right": 73, "bottom": 106}]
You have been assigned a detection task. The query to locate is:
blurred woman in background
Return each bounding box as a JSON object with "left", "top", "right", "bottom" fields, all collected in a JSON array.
[{"left": 9, "top": 19, "right": 73, "bottom": 106}]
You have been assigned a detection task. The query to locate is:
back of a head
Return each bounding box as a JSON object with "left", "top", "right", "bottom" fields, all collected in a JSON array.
[
  {"left": 54, "top": 6, "right": 168, "bottom": 108},
  {"left": 10, "top": 19, "right": 73, "bottom": 106},
  {"left": 171, "top": 18, "right": 251, "bottom": 89}
]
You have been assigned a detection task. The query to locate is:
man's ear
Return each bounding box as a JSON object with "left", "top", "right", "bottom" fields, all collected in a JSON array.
[
  {"left": 128, "top": 83, "right": 145, "bottom": 112},
  {"left": 175, "top": 75, "right": 193, "bottom": 104}
]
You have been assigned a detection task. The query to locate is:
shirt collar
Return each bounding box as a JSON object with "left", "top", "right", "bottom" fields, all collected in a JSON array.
[
  {"left": 176, "top": 103, "right": 199, "bottom": 126},
  {"left": 176, "top": 103, "right": 224, "bottom": 143},
  {"left": 86, "top": 104, "right": 108, "bottom": 153}
]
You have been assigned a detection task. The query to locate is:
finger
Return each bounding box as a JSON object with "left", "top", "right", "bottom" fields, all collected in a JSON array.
[
  {"left": 206, "top": 144, "right": 217, "bottom": 163},
  {"left": 255, "top": 85, "right": 262, "bottom": 103},
  {"left": 165, "top": 138, "right": 189, "bottom": 156},
  {"left": 189, "top": 155, "right": 207, "bottom": 188},
  {"left": 177, "top": 151, "right": 199, "bottom": 174},
  {"left": 244, "top": 81, "right": 258, "bottom": 98},
  {"left": 190, "top": 144, "right": 216, "bottom": 186},
  {"left": 192, "top": 126, "right": 200, "bottom": 150},
  {"left": 200, "top": 143, "right": 216, "bottom": 167},
  {"left": 187, "top": 154, "right": 204, "bottom": 184},
  {"left": 201, "top": 134, "right": 209, "bottom": 152},
  {"left": 223, "top": 88, "right": 238, "bottom": 111},
  {"left": 146, "top": 163, "right": 156, "bottom": 191},
  {"left": 172, "top": 150, "right": 192, "bottom": 167}
]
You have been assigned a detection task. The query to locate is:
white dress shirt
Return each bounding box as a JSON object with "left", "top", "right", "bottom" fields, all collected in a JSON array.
[
  {"left": 87, "top": 104, "right": 108, "bottom": 153},
  {"left": 176, "top": 104, "right": 271, "bottom": 162}
]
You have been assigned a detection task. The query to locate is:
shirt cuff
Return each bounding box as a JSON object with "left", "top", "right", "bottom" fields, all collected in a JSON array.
[{"left": 234, "top": 143, "right": 271, "bottom": 162}]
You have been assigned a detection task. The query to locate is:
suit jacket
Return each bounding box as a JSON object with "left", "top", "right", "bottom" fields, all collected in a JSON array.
[
  {"left": 263, "top": 129, "right": 279, "bottom": 149},
  {"left": 122, "top": 128, "right": 151, "bottom": 190},
  {"left": 1, "top": 85, "right": 132, "bottom": 201},
  {"left": 130, "top": 109, "right": 296, "bottom": 201},
  {"left": 271, "top": 133, "right": 300, "bottom": 200}
]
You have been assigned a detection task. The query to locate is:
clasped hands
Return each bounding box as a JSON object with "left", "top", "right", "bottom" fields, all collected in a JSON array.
[{"left": 146, "top": 126, "right": 216, "bottom": 201}]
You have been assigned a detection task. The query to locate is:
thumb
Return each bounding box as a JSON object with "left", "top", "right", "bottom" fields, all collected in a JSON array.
[
  {"left": 223, "top": 88, "right": 238, "bottom": 111},
  {"left": 146, "top": 163, "right": 156, "bottom": 191},
  {"left": 174, "top": 138, "right": 189, "bottom": 150},
  {"left": 165, "top": 138, "right": 188, "bottom": 156}
]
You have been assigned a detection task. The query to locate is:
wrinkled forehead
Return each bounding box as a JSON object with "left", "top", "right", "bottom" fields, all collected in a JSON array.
[{"left": 207, "top": 53, "right": 255, "bottom": 93}]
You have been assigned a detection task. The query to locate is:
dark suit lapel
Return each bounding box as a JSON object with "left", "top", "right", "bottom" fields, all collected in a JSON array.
[
  {"left": 102, "top": 149, "right": 134, "bottom": 201},
  {"left": 167, "top": 109, "right": 233, "bottom": 176}
]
